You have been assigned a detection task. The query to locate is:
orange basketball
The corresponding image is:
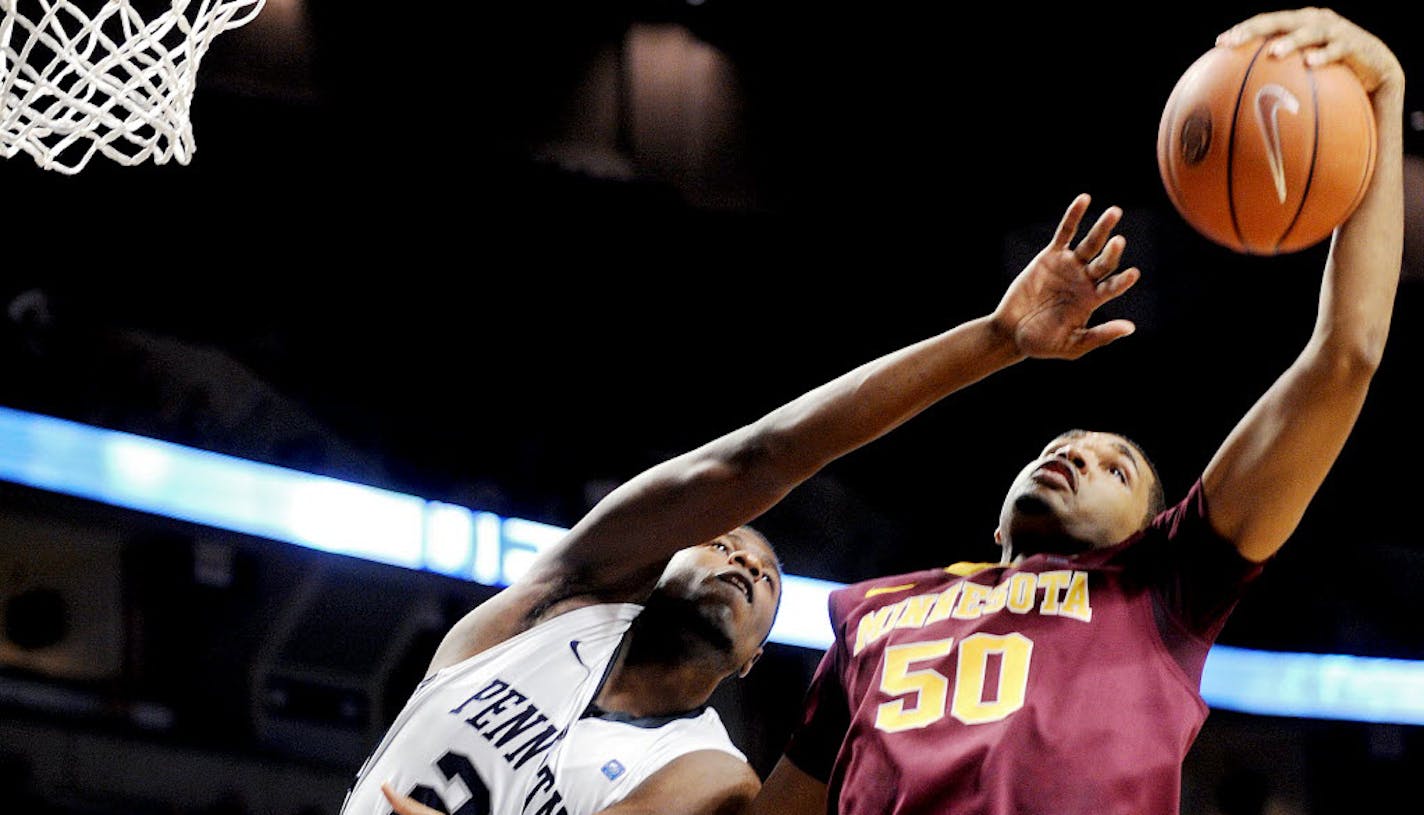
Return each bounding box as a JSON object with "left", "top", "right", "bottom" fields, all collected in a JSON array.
[{"left": 1156, "top": 37, "right": 1377, "bottom": 255}]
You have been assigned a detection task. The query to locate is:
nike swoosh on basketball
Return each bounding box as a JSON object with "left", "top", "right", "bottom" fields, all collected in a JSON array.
[{"left": 1254, "top": 83, "right": 1301, "bottom": 203}]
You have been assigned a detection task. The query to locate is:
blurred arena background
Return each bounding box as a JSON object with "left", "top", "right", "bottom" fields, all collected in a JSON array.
[{"left": 1, "top": 1, "right": 1422, "bottom": 813}]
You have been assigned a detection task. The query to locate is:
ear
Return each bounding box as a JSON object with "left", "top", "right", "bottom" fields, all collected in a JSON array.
[
  {"left": 737, "top": 646, "right": 764, "bottom": 679},
  {"left": 994, "top": 527, "right": 1015, "bottom": 565}
]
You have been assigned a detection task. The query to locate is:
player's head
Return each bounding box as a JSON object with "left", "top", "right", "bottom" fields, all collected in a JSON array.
[
  {"left": 995, "top": 429, "right": 1165, "bottom": 561},
  {"left": 651, "top": 526, "right": 782, "bottom": 679}
]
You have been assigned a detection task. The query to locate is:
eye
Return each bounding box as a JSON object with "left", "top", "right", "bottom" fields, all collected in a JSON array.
[
  {"left": 710, "top": 540, "right": 729, "bottom": 553},
  {"left": 1109, "top": 465, "right": 1127, "bottom": 484}
]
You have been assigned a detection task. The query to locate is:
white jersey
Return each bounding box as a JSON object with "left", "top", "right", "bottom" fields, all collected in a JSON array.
[
  {"left": 341, "top": 602, "right": 642, "bottom": 815},
  {"left": 553, "top": 705, "right": 746, "bottom": 813}
]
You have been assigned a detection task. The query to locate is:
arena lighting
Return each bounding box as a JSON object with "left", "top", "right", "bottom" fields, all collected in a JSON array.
[
  {"left": 1202, "top": 646, "right": 1424, "bottom": 725},
  {"left": 0, "top": 405, "right": 1420, "bottom": 725}
]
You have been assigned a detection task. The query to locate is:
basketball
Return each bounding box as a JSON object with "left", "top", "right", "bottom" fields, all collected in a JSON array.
[{"left": 1156, "top": 37, "right": 1377, "bottom": 255}]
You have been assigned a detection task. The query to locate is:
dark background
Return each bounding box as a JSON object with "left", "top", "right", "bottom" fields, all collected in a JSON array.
[{"left": 1, "top": 1, "right": 1422, "bottom": 813}]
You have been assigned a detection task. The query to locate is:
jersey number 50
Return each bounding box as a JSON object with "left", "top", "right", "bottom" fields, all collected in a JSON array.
[{"left": 875, "top": 633, "right": 1033, "bottom": 732}]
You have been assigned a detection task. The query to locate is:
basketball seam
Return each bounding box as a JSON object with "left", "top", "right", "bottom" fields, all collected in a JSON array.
[
  {"left": 1228, "top": 41, "right": 1270, "bottom": 254},
  {"left": 1279, "top": 55, "right": 1320, "bottom": 254}
]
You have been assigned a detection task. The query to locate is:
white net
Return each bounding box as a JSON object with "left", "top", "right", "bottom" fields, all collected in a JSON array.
[{"left": 0, "top": 0, "right": 266, "bottom": 174}]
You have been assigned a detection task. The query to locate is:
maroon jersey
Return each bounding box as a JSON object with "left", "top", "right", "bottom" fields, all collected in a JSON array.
[{"left": 785, "top": 479, "right": 1263, "bottom": 815}]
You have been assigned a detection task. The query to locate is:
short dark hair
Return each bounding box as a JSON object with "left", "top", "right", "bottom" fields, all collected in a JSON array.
[{"left": 1131, "top": 440, "right": 1167, "bottom": 526}]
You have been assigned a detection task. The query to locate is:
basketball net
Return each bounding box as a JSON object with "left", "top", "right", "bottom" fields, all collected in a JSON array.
[{"left": 0, "top": 0, "right": 266, "bottom": 175}]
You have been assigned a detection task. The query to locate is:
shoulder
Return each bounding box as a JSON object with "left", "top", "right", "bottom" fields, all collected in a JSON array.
[
  {"left": 583, "top": 705, "right": 746, "bottom": 764},
  {"left": 1111, "top": 477, "right": 1237, "bottom": 562},
  {"left": 828, "top": 565, "right": 972, "bottom": 626},
  {"left": 603, "top": 750, "right": 759, "bottom": 815},
  {"left": 831, "top": 565, "right": 964, "bottom": 599},
  {"left": 1149, "top": 477, "right": 1213, "bottom": 540},
  {"left": 427, "top": 597, "right": 642, "bottom": 677},
  {"left": 673, "top": 707, "right": 745, "bottom": 758}
]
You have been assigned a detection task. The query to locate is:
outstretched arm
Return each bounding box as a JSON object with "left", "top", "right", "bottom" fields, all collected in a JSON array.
[
  {"left": 1202, "top": 8, "right": 1405, "bottom": 563},
  {"left": 431, "top": 194, "right": 1143, "bottom": 669}
]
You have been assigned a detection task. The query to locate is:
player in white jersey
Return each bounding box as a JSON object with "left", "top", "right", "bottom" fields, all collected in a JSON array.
[
  {"left": 345, "top": 192, "right": 1145, "bottom": 815},
  {"left": 342, "top": 528, "right": 781, "bottom": 815}
]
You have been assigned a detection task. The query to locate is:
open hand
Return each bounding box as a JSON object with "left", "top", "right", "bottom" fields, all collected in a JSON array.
[{"left": 990, "top": 193, "right": 1142, "bottom": 360}]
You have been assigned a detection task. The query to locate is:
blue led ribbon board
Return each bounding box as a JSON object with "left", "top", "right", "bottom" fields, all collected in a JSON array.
[{"left": 0, "top": 405, "right": 1419, "bottom": 724}]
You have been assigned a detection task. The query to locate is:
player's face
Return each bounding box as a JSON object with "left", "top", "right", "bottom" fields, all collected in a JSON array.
[
  {"left": 996, "top": 431, "right": 1155, "bottom": 557},
  {"left": 657, "top": 528, "right": 781, "bottom": 669}
]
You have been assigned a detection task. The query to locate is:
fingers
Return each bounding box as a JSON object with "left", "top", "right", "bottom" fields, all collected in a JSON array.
[
  {"left": 381, "top": 783, "right": 401, "bottom": 808},
  {"left": 1216, "top": 8, "right": 1325, "bottom": 48},
  {"left": 1050, "top": 193, "right": 1092, "bottom": 251},
  {"left": 1094, "top": 266, "right": 1140, "bottom": 302},
  {"left": 1075, "top": 318, "right": 1137, "bottom": 356},
  {"left": 1067, "top": 203, "right": 1121, "bottom": 264},
  {"left": 1080, "top": 226, "right": 1125, "bottom": 278},
  {"left": 381, "top": 783, "right": 433, "bottom": 815},
  {"left": 1255, "top": 10, "right": 1347, "bottom": 65},
  {"left": 1055, "top": 194, "right": 1124, "bottom": 271},
  {"left": 1215, "top": 7, "right": 1398, "bottom": 91},
  {"left": 1050, "top": 194, "right": 1135, "bottom": 287}
]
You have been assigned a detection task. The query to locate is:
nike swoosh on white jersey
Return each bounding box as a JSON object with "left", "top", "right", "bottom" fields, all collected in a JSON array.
[{"left": 570, "top": 639, "right": 587, "bottom": 667}]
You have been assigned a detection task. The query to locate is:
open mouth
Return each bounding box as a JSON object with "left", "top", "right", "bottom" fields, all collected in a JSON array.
[
  {"left": 1035, "top": 459, "right": 1077, "bottom": 492},
  {"left": 718, "top": 572, "right": 753, "bottom": 603}
]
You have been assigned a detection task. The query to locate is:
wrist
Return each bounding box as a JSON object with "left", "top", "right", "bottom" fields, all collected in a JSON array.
[{"left": 976, "top": 314, "right": 1028, "bottom": 367}]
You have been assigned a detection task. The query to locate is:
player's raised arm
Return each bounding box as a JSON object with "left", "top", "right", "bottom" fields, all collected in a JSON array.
[
  {"left": 523, "top": 194, "right": 1141, "bottom": 598},
  {"left": 431, "top": 194, "right": 1143, "bottom": 668},
  {"left": 1203, "top": 8, "right": 1405, "bottom": 562}
]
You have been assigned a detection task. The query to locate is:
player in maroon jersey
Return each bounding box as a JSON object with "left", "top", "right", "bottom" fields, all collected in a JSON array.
[{"left": 746, "top": 8, "right": 1406, "bottom": 815}]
